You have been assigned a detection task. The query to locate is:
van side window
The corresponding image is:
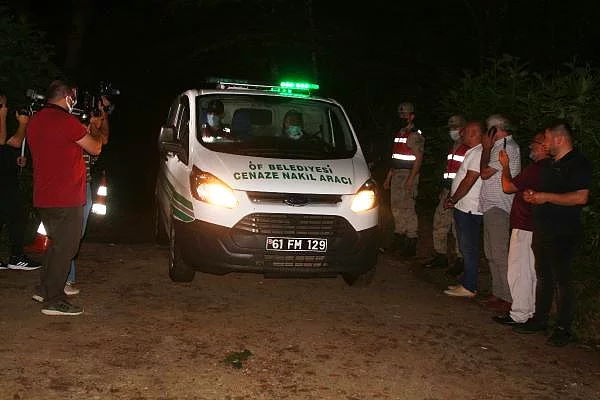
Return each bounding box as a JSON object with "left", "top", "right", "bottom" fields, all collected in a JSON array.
[
  {"left": 167, "top": 99, "right": 181, "bottom": 127},
  {"left": 329, "top": 107, "right": 353, "bottom": 152},
  {"left": 174, "top": 96, "right": 190, "bottom": 164}
]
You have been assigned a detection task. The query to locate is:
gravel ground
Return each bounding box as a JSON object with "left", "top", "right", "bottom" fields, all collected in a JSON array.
[{"left": 1, "top": 243, "right": 599, "bottom": 400}]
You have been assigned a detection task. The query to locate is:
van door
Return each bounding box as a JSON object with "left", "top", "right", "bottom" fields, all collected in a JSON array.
[{"left": 160, "top": 95, "right": 194, "bottom": 228}]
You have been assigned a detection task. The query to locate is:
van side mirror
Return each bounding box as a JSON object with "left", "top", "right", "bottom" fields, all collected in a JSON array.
[{"left": 158, "top": 125, "right": 183, "bottom": 154}]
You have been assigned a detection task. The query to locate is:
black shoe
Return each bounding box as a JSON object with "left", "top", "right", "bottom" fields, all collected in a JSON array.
[
  {"left": 513, "top": 319, "right": 547, "bottom": 334},
  {"left": 8, "top": 255, "right": 42, "bottom": 271},
  {"left": 446, "top": 258, "right": 464, "bottom": 276},
  {"left": 392, "top": 234, "right": 407, "bottom": 252},
  {"left": 400, "top": 237, "right": 417, "bottom": 257},
  {"left": 492, "top": 314, "right": 523, "bottom": 326},
  {"left": 41, "top": 300, "right": 83, "bottom": 316},
  {"left": 424, "top": 253, "right": 447, "bottom": 268},
  {"left": 0, "top": 261, "right": 8, "bottom": 270},
  {"left": 547, "top": 326, "right": 573, "bottom": 347}
]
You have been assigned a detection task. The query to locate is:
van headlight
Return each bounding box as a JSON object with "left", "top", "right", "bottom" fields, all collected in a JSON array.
[
  {"left": 190, "top": 166, "right": 238, "bottom": 208},
  {"left": 351, "top": 179, "right": 378, "bottom": 213}
]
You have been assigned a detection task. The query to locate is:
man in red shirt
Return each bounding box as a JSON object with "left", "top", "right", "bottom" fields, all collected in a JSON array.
[
  {"left": 27, "top": 80, "right": 103, "bottom": 316},
  {"left": 493, "top": 132, "right": 548, "bottom": 325}
]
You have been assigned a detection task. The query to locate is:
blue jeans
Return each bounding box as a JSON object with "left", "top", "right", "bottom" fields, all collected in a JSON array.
[
  {"left": 454, "top": 208, "right": 482, "bottom": 293},
  {"left": 67, "top": 183, "right": 92, "bottom": 283}
]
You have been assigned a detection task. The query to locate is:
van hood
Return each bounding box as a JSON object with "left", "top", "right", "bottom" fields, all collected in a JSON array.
[{"left": 196, "top": 152, "right": 369, "bottom": 195}]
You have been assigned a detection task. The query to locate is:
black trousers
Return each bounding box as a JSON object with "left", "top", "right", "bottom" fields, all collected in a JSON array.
[
  {"left": 37, "top": 207, "right": 82, "bottom": 304},
  {"left": 0, "top": 181, "right": 25, "bottom": 256},
  {"left": 531, "top": 231, "right": 581, "bottom": 329}
]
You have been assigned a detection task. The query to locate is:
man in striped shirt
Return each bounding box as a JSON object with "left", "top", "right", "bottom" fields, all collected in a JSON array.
[{"left": 479, "top": 115, "right": 521, "bottom": 313}]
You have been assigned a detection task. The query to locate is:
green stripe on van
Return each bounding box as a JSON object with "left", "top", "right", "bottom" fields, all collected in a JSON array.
[
  {"left": 171, "top": 200, "right": 193, "bottom": 220},
  {"left": 165, "top": 178, "right": 193, "bottom": 210},
  {"left": 172, "top": 207, "right": 194, "bottom": 222}
]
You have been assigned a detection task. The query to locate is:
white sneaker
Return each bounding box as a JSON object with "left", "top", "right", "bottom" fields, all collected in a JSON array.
[
  {"left": 444, "top": 285, "right": 476, "bottom": 298},
  {"left": 64, "top": 282, "right": 80, "bottom": 296},
  {"left": 32, "top": 294, "right": 45, "bottom": 303},
  {"left": 447, "top": 284, "right": 460, "bottom": 290}
]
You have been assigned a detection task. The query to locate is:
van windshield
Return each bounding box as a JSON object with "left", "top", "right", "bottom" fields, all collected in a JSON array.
[{"left": 196, "top": 94, "right": 357, "bottom": 160}]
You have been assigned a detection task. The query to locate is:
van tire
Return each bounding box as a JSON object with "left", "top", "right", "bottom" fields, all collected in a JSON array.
[
  {"left": 153, "top": 201, "right": 168, "bottom": 245},
  {"left": 342, "top": 267, "right": 375, "bottom": 287},
  {"left": 168, "top": 221, "right": 195, "bottom": 282}
]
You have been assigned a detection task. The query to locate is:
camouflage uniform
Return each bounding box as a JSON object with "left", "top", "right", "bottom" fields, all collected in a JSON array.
[
  {"left": 425, "top": 114, "right": 466, "bottom": 267},
  {"left": 390, "top": 131, "right": 424, "bottom": 239},
  {"left": 432, "top": 187, "right": 461, "bottom": 256}
]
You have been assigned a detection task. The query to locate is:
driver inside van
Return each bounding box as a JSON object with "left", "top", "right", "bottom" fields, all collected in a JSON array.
[
  {"left": 282, "top": 110, "right": 305, "bottom": 140},
  {"left": 201, "top": 99, "right": 233, "bottom": 142}
]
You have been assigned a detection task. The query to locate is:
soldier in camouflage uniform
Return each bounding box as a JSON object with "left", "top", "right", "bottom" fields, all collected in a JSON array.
[
  {"left": 424, "top": 115, "right": 468, "bottom": 270},
  {"left": 383, "top": 102, "right": 424, "bottom": 257}
]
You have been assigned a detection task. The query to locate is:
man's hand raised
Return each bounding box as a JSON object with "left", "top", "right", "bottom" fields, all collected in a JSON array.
[
  {"left": 499, "top": 149, "right": 509, "bottom": 169},
  {"left": 481, "top": 128, "right": 496, "bottom": 152}
]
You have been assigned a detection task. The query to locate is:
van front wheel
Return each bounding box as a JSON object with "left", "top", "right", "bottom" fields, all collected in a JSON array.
[{"left": 168, "top": 222, "right": 195, "bottom": 282}]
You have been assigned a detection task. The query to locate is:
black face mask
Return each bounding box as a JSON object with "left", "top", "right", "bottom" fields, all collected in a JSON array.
[{"left": 400, "top": 118, "right": 410, "bottom": 128}]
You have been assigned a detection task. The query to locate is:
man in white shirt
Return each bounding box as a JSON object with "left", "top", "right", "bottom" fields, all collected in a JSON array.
[
  {"left": 443, "top": 121, "right": 484, "bottom": 298},
  {"left": 479, "top": 115, "right": 521, "bottom": 312}
]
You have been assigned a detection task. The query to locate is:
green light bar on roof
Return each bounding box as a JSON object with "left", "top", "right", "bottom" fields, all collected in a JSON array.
[{"left": 280, "top": 81, "right": 320, "bottom": 91}]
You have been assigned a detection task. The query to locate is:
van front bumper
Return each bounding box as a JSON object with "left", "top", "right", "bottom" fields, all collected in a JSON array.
[{"left": 176, "top": 214, "right": 378, "bottom": 278}]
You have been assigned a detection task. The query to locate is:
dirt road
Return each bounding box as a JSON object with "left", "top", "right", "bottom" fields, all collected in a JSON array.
[{"left": 1, "top": 243, "right": 599, "bottom": 399}]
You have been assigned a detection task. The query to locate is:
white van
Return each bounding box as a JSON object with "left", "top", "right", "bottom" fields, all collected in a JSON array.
[{"left": 155, "top": 80, "right": 378, "bottom": 285}]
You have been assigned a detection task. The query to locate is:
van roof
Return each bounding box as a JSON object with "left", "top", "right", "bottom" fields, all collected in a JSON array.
[{"left": 192, "top": 88, "right": 339, "bottom": 105}]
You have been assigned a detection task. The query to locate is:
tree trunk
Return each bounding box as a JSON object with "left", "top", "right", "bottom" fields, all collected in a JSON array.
[
  {"left": 64, "top": 0, "right": 93, "bottom": 75},
  {"left": 305, "top": 0, "right": 319, "bottom": 80}
]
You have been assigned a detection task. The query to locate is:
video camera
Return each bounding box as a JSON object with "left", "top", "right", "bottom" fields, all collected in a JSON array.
[
  {"left": 22, "top": 81, "right": 120, "bottom": 124},
  {"left": 73, "top": 81, "right": 120, "bottom": 123},
  {"left": 19, "top": 89, "right": 46, "bottom": 116}
]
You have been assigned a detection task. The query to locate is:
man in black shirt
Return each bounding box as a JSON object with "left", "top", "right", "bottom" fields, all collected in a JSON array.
[
  {"left": 514, "top": 121, "right": 591, "bottom": 347},
  {"left": 0, "top": 95, "right": 41, "bottom": 270}
]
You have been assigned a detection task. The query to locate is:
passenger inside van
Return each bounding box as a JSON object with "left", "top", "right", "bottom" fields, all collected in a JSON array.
[
  {"left": 231, "top": 109, "right": 253, "bottom": 140},
  {"left": 282, "top": 109, "right": 305, "bottom": 140},
  {"left": 201, "top": 99, "right": 233, "bottom": 142}
]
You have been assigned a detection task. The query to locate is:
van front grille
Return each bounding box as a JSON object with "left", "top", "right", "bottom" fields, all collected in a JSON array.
[
  {"left": 246, "top": 192, "right": 342, "bottom": 205},
  {"left": 233, "top": 213, "right": 351, "bottom": 238},
  {"left": 262, "top": 254, "right": 328, "bottom": 268}
]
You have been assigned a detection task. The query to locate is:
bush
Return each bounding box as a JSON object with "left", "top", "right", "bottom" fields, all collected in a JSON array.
[
  {"left": 0, "top": 9, "right": 59, "bottom": 248},
  {"left": 439, "top": 55, "right": 600, "bottom": 343},
  {"left": 0, "top": 10, "right": 58, "bottom": 107}
]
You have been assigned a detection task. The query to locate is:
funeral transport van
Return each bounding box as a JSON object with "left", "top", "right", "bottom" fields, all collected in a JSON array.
[{"left": 155, "top": 79, "right": 378, "bottom": 286}]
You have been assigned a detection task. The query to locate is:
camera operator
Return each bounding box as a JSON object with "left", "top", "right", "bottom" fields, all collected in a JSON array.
[
  {"left": 65, "top": 95, "right": 111, "bottom": 295},
  {"left": 0, "top": 94, "right": 41, "bottom": 271},
  {"left": 27, "top": 80, "right": 104, "bottom": 316}
]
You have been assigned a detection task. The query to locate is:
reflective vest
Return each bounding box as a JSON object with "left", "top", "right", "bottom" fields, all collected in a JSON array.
[
  {"left": 443, "top": 144, "right": 469, "bottom": 180},
  {"left": 391, "top": 128, "right": 422, "bottom": 169}
]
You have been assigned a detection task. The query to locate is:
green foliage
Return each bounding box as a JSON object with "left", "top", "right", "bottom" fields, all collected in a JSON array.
[
  {"left": 0, "top": 9, "right": 58, "bottom": 106},
  {"left": 439, "top": 55, "right": 600, "bottom": 343},
  {"left": 0, "top": 9, "right": 58, "bottom": 244},
  {"left": 223, "top": 349, "right": 253, "bottom": 369}
]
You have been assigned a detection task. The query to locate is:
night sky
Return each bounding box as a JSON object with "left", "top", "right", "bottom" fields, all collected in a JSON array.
[{"left": 5, "top": 0, "right": 600, "bottom": 215}]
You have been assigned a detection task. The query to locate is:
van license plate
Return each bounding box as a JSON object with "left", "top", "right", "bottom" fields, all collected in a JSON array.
[{"left": 266, "top": 237, "right": 328, "bottom": 252}]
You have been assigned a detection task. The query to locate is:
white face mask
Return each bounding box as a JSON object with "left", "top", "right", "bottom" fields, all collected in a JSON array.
[
  {"left": 286, "top": 125, "right": 303, "bottom": 140},
  {"left": 207, "top": 113, "right": 220, "bottom": 128},
  {"left": 449, "top": 129, "right": 460, "bottom": 141}
]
